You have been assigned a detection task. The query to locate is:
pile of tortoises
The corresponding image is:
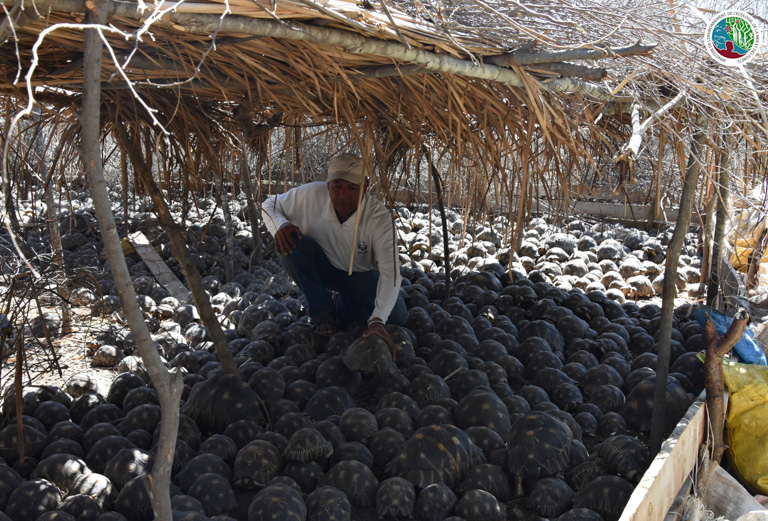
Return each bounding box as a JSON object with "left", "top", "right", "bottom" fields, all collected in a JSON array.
[{"left": 0, "top": 192, "right": 708, "bottom": 521}]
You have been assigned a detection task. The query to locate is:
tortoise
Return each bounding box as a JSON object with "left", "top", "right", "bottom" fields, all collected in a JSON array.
[
  {"left": 374, "top": 408, "right": 414, "bottom": 438},
  {"left": 620, "top": 376, "right": 691, "bottom": 433},
  {"left": 255, "top": 432, "right": 289, "bottom": 453},
  {"left": 465, "top": 426, "right": 505, "bottom": 459},
  {"left": 414, "top": 404, "right": 454, "bottom": 429},
  {"left": 314, "top": 356, "right": 361, "bottom": 392},
  {"left": 283, "top": 427, "right": 333, "bottom": 463},
  {"left": 407, "top": 374, "right": 451, "bottom": 408},
  {"left": 92, "top": 345, "right": 125, "bottom": 368},
  {"left": 247, "top": 483, "right": 306, "bottom": 521},
  {"left": 67, "top": 391, "right": 106, "bottom": 423},
  {"left": 79, "top": 404, "right": 126, "bottom": 431},
  {"left": 453, "top": 489, "right": 506, "bottom": 521},
  {"left": 558, "top": 508, "right": 606, "bottom": 521},
  {"left": 35, "top": 512, "right": 76, "bottom": 521},
  {"left": 573, "top": 412, "right": 598, "bottom": 437},
  {"left": 117, "top": 404, "right": 161, "bottom": 436},
  {"left": 233, "top": 440, "right": 283, "bottom": 488},
  {"left": 312, "top": 420, "right": 345, "bottom": 450},
  {"left": 171, "top": 494, "right": 206, "bottom": 514},
  {"left": 507, "top": 411, "right": 572, "bottom": 495},
  {"left": 95, "top": 513, "right": 129, "bottom": 521},
  {"left": 180, "top": 373, "right": 265, "bottom": 434},
  {"left": 524, "top": 351, "right": 564, "bottom": 380},
  {"left": 447, "top": 369, "right": 490, "bottom": 400},
  {"left": 0, "top": 463, "right": 24, "bottom": 509},
  {"left": 103, "top": 447, "right": 154, "bottom": 491},
  {"left": 516, "top": 385, "right": 550, "bottom": 408},
  {"left": 338, "top": 408, "right": 378, "bottom": 445},
  {"left": 428, "top": 350, "right": 469, "bottom": 378},
  {"left": 572, "top": 475, "right": 635, "bottom": 521},
  {"left": 329, "top": 441, "right": 374, "bottom": 469},
  {"left": 368, "top": 427, "right": 405, "bottom": 467},
  {"left": 33, "top": 401, "right": 72, "bottom": 431},
  {"left": 5, "top": 478, "right": 62, "bottom": 521},
  {"left": 281, "top": 460, "right": 324, "bottom": 493},
  {"left": 457, "top": 463, "right": 512, "bottom": 501},
  {"left": 175, "top": 453, "right": 231, "bottom": 493},
  {"left": 591, "top": 435, "right": 650, "bottom": 484},
  {"left": 415, "top": 482, "right": 457, "bottom": 521},
  {"left": 597, "top": 411, "right": 627, "bottom": 436},
  {"left": 306, "top": 486, "right": 351, "bottom": 521},
  {"left": 273, "top": 412, "right": 312, "bottom": 440},
  {"left": 588, "top": 385, "right": 626, "bottom": 414},
  {"left": 67, "top": 470, "right": 117, "bottom": 510},
  {"left": 122, "top": 387, "right": 159, "bottom": 412},
  {"left": 304, "top": 386, "right": 356, "bottom": 421},
  {"left": 453, "top": 388, "right": 512, "bottom": 439},
  {"left": 58, "top": 493, "right": 102, "bottom": 521},
  {"left": 376, "top": 477, "right": 416, "bottom": 519},
  {"left": 319, "top": 460, "right": 379, "bottom": 508},
  {"left": 85, "top": 435, "right": 136, "bottom": 474},
  {"left": 387, "top": 424, "right": 486, "bottom": 489},
  {"left": 527, "top": 477, "right": 575, "bottom": 518},
  {"left": 0, "top": 423, "right": 47, "bottom": 464},
  {"left": 552, "top": 382, "right": 584, "bottom": 412},
  {"left": 31, "top": 454, "right": 91, "bottom": 493},
  {"left": 198, "top": 434, "right": 239, "bottom": 465},
  {"left": 342, "top": 334, "right": 395, "bottom": 375},
  {"left": 40, "top": 437, "right": 85, "bottom": 460},
  {"left": 221, "top": 419, "right": 264, "bottom": 448},
  {"left": 186, "top": 472, "right": 238, "bottom": 517}
]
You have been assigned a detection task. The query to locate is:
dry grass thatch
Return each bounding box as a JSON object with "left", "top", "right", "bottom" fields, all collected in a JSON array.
[{"left": 0, "top": 0, "right": 766, "bottom": 213}]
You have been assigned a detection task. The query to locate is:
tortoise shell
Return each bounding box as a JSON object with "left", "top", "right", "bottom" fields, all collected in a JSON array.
[
  {"left": 58, "top": 493, "right": 101, "bottom": 521},
  {"left": 414, "top": 405, "right": 453, "bottom": 430},
  {"left": 186, "top": 472, "right": 237, "bottom": 517},
  {"left": 448, "top": 370, "right": 490, "bottom": 401},
  {"left": 273, "top": 413, "right": 312, "bottom": 440},
  {"left": 387, "top": 424, "right": 486, "bottom": 489},
  {"left": 179, "top": 373, "right": 264, "bottom": 434},
  {"left": 407, "top": 374, "right": 451, "bottom": 408},
  {"left": 233, "top": 440, "right": 283, "bottom": 488},
  {"left": 304, "top": 386, "right": 355, "bottom": 421},
  {"left": 86, "top": 435, "right": 136, "bottom": 474},
  {"left": 572, "top": 475, "right": 634, "bottom": 521},
  {"left": 222, "top": 419, "right": 264, "bottom": 449},
  {"left": 281, "top": 460, "right": 324, "bottom": 493},
  {"left": 319, "top": 460, "right": 379, "bottom": 508},
  {"left": 33, "top": 401, "right": 72, "bottom": 431},
  {"left": 558, "top": 508, "right": 605, "bottom": 521},
  {"left": 338, "top": 408, "right": 378, "bottom": 445},
  {"left": 368, "top": 428, "right": 405, "bottom": 468},
  {"left": 175, "top": 453, "right": 231, "bottom": 493},
  {"left": 198, "top": 434, "right": 238, "bottom": 465},
  {"left": 314, "top": 356, "right": 360, "bottom": 393},
  {"left": 117, "top": 404, "right": 161, "bottom": 436},
  {"left": 376, "top": 392, "right": 419, "bottom": 421},
  {"left": 376, "top": 477, "right": 416, "bottom": 519},
  {"left": 374, "top": 408, "right": 414, "bottom": 438},
  {"left": 597, "top": 412, "right": 627, "bottom": 436},
  {"left": 528, "top": 477, "right": 574, "bottom": 517},
  {"left": 312, "top": 420, "right": 345, "bottom": 450},
  {"left": 67, "top": 471, "right": 116, "bottom": 509},
  {"left": 415, "top": 483, "right": 457, "bottom": 521},
  {"left": 453, "top": 489, "right": 506, "bottom": 521},
  {"left": 305, "top": 485, "right": 351, "bottom": 521},
  {"left": 342, "top": 335, "right": 395, "bottom": 375},
  {"left": 457, "top": 463, "right": 512, "bottom": 502},
  {"left": 507, "top": 411, "right": 572, "bottom": 482},
  {"left": 40, "top": 438, "right": 85, "bottom": 460},
  {"left": 79, "top": 404, "right": 126, "bottom": 431},
  {"left": 103, "top": 447, "right": 153, "bottom": 491},
  {"left": 328, "top": 442, "right": 374, "bottom": 469},
  {"left": 247, "top": 483, "right": 306, "bottom": 521},
  {"left": 588, "top": 385, "right": 626, "bottom": 414},
  {"left": 592, "top": 435, "right": 650, "bottom": 484},
  {"left": 121, "top": 387, "right": 159, "bottom": 412},
  {"left": 5, "top": 478, "right": 61, "bottom": 521},
  {"left": 453, "top": 389, "right": 511, "bottom": 439},
  {"left": 283, "top": 427, "right": 333, "bottom": 463}
]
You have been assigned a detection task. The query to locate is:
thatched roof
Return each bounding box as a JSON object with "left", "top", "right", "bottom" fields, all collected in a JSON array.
[{"left": 1, "top": 0, "right": 766, "bottom": 207}]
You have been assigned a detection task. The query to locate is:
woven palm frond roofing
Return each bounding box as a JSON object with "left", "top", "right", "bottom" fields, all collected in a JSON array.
[{"left": 0, "top": 0, "right": 766, "bottom": 198}]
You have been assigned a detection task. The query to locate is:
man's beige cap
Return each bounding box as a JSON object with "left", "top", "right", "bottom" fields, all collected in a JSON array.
[{"left": 326, "top": 153, "right": 366, "bottom": 184}]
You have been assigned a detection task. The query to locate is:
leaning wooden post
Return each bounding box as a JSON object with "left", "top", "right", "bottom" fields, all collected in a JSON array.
[
  {"left": 707, "top": 131, "right": 735, "bottom": 306},
  {"left": 703, "top": 308, "right": 749, "bottom": 464},
  {"left": 649, "top": 113, "right": 708, "bottom": 454},
  {"left": 427, "top": 153, "right": 452, "bottom": 305},
  {"left": 80, "top": 3, "right": 182, "bottom": 519}
]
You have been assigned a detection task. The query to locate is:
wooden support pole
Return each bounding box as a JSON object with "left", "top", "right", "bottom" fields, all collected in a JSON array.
[
  {"left": 649, "top": 116, "right": 708, "bottom": 455},
  {"left": 703, "top": 308, "right": 749, "bottom": 464},
  {"left": 707, "top": 132, "right": 735, "bottom": 306}
]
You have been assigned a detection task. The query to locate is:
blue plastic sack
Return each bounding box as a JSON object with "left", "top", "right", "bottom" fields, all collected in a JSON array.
[{"left": 692, "top": 305, "right": 767, "bottom": 365}]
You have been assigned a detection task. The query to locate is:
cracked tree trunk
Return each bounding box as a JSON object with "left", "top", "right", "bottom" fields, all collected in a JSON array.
[
  {"left": 80, "top": 2, "right": 182, "bottom": 519},
  {"left": 114, "top": 122, "right": 241, "bottom": 378},
  {"left": 704, "top": 308, "right": 749, "bottom": 464}
]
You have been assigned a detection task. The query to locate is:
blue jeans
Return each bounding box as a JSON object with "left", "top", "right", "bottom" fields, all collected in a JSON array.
[{"left": 282, "top": 236, "right": 407, "bottom": 326}]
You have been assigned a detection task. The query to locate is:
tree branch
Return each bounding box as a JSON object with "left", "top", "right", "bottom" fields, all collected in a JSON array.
[{"left": 485, "top": 42, "right": 657, "bottom": 66}]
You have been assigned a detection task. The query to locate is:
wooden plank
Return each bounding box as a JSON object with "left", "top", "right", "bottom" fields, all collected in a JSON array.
[
  {"left": 128, "top": 231, "right": 190, "bottom": 302},
  {"left": 618, "top": 393, "right": 706, "bottom": 521}
]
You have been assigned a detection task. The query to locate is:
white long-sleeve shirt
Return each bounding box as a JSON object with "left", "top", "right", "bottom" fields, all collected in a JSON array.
[{"left": 262, "top": 182, "right": 402, "bottom": 323}]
